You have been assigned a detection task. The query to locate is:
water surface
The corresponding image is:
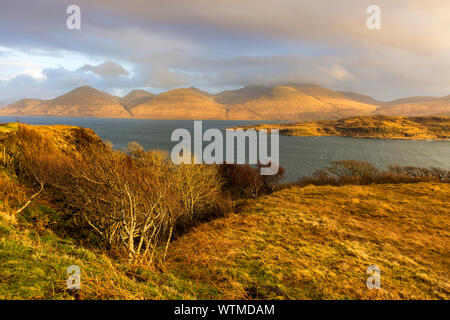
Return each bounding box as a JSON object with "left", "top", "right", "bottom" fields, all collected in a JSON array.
[{"left": 2, "top": 116, "right": 449, "bottom": 182}]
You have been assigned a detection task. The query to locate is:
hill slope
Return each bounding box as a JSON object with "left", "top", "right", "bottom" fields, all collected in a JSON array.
[
  {"left": 120, "top": 89, "right": 155, "bottom": 111},
  {"left": 1, "top": 170, "right": 448, "bottom": 299},
  {"left": 130, "top": 87, "right": 227, "bottom": 119},
  {"left": 0, "top": 86, "right": 131, "bottom": 118},
  {"left": 226, "top": 85, "right": 379, "bottom": 120},
  {"left": 166, "top": 183, "right": 450, "bottom": 299},
  {"left": 0, "top": 123, "right": 448, "bottom": 299},
  {"left": 0, "top": 99, "right": 44, "bottom": 115},
  {"left": 376, "top": 96, "right": 450, "bottom": 117}
]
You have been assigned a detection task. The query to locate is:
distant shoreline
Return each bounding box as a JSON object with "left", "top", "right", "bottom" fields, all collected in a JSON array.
[{"left": 229, "top": 115, "right": 450, "bottom": 141}]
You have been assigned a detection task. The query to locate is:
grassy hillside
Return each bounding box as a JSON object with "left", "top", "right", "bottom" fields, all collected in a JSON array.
[
  {"left": 167, "top": 183, "right": 450, "bottom": 299},
  {"left": 232, "top": 116, "right": 450, "bottom": 140},
  {"left": 0, "top": 123, "right": 448, "bottom": 300},
  {"left": 1, "top": 179, "right": 449, "bottom": 299}
]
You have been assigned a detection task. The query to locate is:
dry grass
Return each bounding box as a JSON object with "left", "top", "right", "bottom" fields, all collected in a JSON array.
[
  {"left": 166, "top": 183, "right": 450, "bottom": 299},
  {"left": 232, "top": 115, "right": 450, "bottom": 140},
  {"left": 1, "top": 122, "right": 448, "bottom": 300},
  {"left": 0, "top": 172, "right": 27, "bottom": 220},
  {"left": 0, "top": 212, "right": 205, "bottom": 300},
  {"left": 2, "top": 180, "right": 448, "bottom": 299}
]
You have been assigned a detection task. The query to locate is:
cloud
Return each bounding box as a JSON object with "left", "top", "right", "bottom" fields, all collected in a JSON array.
[
  {"left": 0, "top": 0, "right": 449, "bottom": 101},
  {"left": 0, "top": 66, "right": 131, "bottom": 103},
  {"left": 0, "top": 62, "right": 191, "bottom": 103},
  {"left": 325, "top": 64, "right": 354, "bottom": 81},
  {"left": 142, "top": 66, "right": 189, "bottom": 88},
  {"left": 79, "top": 61, "right": 129, "bottom": 77}
]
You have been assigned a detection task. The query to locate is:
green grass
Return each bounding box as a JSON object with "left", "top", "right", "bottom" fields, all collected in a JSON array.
[{"left": 0, "top": 204, "right": 219, "bottom": 300}]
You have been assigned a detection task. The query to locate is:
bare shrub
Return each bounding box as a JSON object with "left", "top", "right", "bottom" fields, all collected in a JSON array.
[
  {"left": 67, "top": 141, "right": 228, "bottom": 262},
  {"left": 219, "top": 164, "right": 263, "bottom": 199},
  {"left": 389, "top": 165, "right": 439, "bottom": 181},
  {"left": 49, "top": 141, "right": 175, "bottom": 262},
  {"left": 2, "top": 125, "right": 68, "bottom": 214},
  {"left": 219, "top": 163, "right": 286, "bottom": 198},
  {"left": 258, "top": 163, "right": 285, "bottom": 194},
  {"left": 3, "top": 126, "right": 230, "bottom": 264},
  {"left": 325, "top": 160, "right": 378, "bottom": 179},
  {"left": 430, "top": 167, "right": 450, "bottom": 182},
  {"left": 296, "top": 160, "right": 448, "bottom": 187}
]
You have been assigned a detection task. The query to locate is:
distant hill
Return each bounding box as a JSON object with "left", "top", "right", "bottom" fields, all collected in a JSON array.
[
  {"left": 214, "top": 86, "right": 272, "bottom": 105},
  {"left": 375, "top": 96, "right": 450, "bottom": 117},
  {"left": 120, "top": 90, "right": 155, "bottom": 111},
  {"left": 130, "top": 87, "right": 227, "bottom": 119},
  {"left": 0, "top": 84, "right": 449, "bottom": 120},
  {"left": 0, "top": 86, "right": 131, "bottom": 118},
  {"left": 0, "top": 99, "right": 44, "bottom": 115},
  {"left": 338, "top": 91, "right": 385, "bottom": 106},
  {"left": 224, "top": 85, "right": 379, "bottom": 120}
]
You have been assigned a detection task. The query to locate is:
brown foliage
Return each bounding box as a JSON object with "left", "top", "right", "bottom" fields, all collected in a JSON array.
[
  {"left": 219, "top": 163, "right": 285, "bottom": 199},
  {"left": 0, "top": 173, "right": 27, "bottom": 214},
  {"left": 2, "top": 125, "right": 230, "bottom": 264},
  {"left": 1, "top": 124, "right": 68, "bottom": 214}
]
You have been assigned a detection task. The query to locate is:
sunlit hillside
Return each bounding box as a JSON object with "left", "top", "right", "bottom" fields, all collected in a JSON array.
[
  {"left": 2, "top": 84, "right": 449, "bottom": 121},
  {"left": 130, "top": 88, "right": 227, "bottom": 119},
  {"left": 233, "top": 116, "right": 450, "bottom": 140},
  {"left": 375, "top": 96, "right": 450, "bottom": 117},
  {"left": 1, "top": 177, "right": 448, "bottom": 299},
  {"left": 0, "top": 123, "right": 448, "bottom": 300},
  {"left": 0, "top": 86, "right": 131, "bottom": 118}
]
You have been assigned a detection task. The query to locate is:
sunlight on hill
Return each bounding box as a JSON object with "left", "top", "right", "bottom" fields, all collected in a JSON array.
[
  {"left": 233, "top": 116, "right": 450, "bottom": 140},
  {"left": 166, "top": 183, "right": 450, "bottom": 299},
  {"left": 0, "top": 123, "right": 448, "bottom": 300}
]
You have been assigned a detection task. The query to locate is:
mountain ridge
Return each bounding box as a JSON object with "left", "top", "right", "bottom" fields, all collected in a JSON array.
[{"left": 1, "top": 85, "right": 449, "bottom": 120}]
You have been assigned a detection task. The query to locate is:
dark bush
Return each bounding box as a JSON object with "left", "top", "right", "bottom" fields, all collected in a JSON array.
[
  {"left": 219, "top": 163, "right": 285, "bottom": 199},
  {"left": 325, "top": 160, "right": 378, "bottom": 178},
  {"left": 296, "top": 160, "right": 449, "bottom": 187}
]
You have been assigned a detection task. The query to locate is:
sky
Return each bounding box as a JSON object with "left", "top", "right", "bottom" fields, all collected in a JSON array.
[{"left": 0, "top": 0, "right": 449, "bottom": 104}]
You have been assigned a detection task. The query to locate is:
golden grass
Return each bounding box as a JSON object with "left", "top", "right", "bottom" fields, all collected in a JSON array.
[
  {"left": 166, "top": 183, "right": 450, "bottom": 299},
  {"left": 1, "top": 179, "right": 448, "bottom": 299},
  {"left": 0, "top": 171, "right": 27, "bottom": 220},
  {"left": 232, "top": 115, "right": 450, "bottom": 140},
  {"left": 0, "top": 123, "right": 101, "bottom": 152},
  {"left": 0, "top": 123, "right": 18, "bottom": 135},
  {"left": 1, "top": 122, "right": 448, "bottom": 299}
]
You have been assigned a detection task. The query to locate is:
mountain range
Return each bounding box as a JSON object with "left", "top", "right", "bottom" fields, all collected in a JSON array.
[{"left": 1, "top": 84, "right": 449, "bottom": 120}]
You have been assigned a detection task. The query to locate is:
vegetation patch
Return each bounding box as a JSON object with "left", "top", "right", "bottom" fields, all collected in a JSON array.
[
  {"left": 232, "top": 116, "right": 450, "bottom": 140},
  {"left": 166, "top": 183, "right": 450, "bottom": 299},
  {"left": 0, "top": 122, "right": 448, "bottom": 299}
]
